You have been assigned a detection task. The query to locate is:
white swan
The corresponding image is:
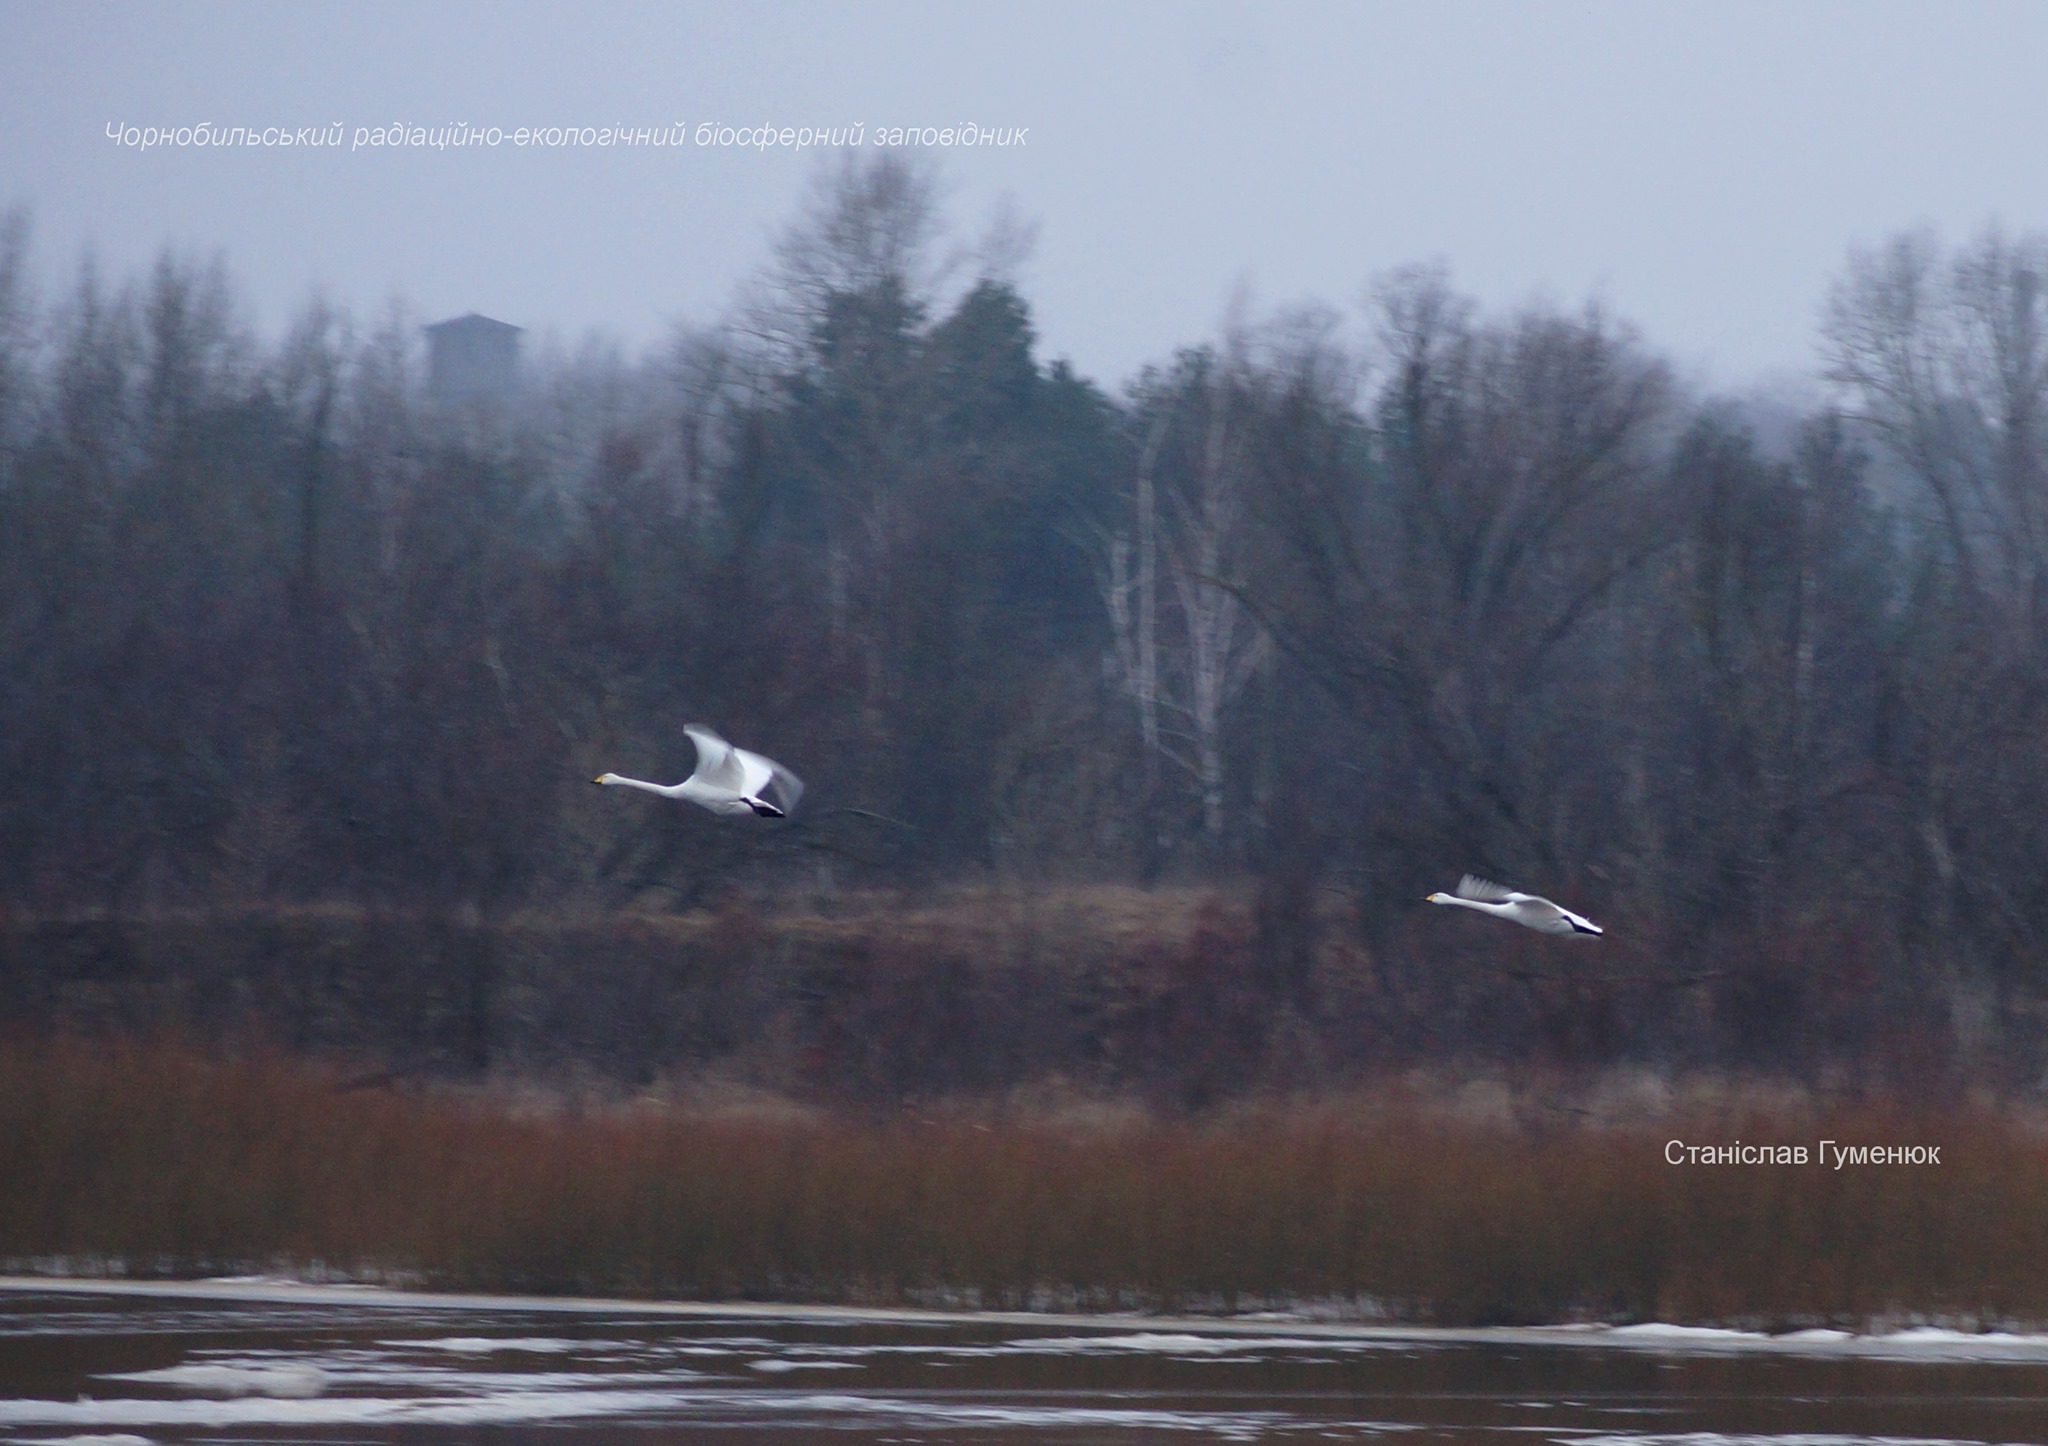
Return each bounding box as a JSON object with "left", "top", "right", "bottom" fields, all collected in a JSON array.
[
  {"left": 1426, "top": 875, "right": 1603, "bottom": 935},
  {"left": 593, "top": 725, "right": 804, "bottom": 819}
]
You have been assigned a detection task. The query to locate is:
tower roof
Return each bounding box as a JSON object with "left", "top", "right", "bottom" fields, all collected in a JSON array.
[{"left": 424, "top": 312, "right": 524, "bottom": 336}]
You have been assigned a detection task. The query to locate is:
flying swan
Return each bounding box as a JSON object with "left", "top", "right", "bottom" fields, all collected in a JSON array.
[
  {"left": 1426, "top": 875, "right": 1603, "bottom": 935},
  {"left": 593, "top": 725, "right": 804, "bottom": 819}
]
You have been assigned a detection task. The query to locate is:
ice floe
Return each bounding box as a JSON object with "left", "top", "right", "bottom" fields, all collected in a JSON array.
[{"left": 98, "top": 1364, "right": 329, "bottom": 1398}]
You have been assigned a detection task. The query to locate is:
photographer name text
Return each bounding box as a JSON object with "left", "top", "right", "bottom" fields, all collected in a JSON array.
[{"left": 1665, "top": 1139, "right": 1941, "bottom": 1167}]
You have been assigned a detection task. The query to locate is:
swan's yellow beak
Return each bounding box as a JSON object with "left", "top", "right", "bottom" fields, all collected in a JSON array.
[{"left": 591, "top": 776, "right": 604, "bottom": 784}]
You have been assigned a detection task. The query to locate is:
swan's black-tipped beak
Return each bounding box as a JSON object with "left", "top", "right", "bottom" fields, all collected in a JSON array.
[{"left": 591, "top": 776, "right": 604, "bottom": 785}]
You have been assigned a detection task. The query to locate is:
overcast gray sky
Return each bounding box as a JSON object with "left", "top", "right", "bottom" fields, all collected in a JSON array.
[{"left": 4, "top": 1, "right": 2046, "bottom": 391}]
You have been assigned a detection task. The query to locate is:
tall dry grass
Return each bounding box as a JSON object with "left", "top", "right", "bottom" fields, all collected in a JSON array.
[{"left": 2, "top": 1033, "right": 2042, "bottom": 1327}]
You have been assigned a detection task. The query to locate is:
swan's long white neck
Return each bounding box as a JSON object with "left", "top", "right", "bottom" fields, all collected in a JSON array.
[
  {"left": 1431, "top": 895, "right": 1510, "bottom": 917},
  {"left": 597, "top": 773, "right": 688, "bottom": 798}
]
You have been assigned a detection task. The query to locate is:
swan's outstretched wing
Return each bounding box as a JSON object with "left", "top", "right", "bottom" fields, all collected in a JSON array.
[
  {"left": 683, "top": 725, "right": 748, "bottom": 791},
  {"left": 1557, "top": 905, "right": 1604, "bottom": 935},
  {"left": 688, "top": 725, "right": 804, "bottom": 815},
  {"left": 727, "top": 744, "right": 774, "bottom": 799},
  {"left": 1455, "top": 875, "right": 1522, "bottom": 904},
  {"left": 750, "top": 753, "right": 804, "bottom": 814}
]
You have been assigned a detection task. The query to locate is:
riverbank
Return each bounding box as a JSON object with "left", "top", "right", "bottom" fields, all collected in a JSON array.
[
  {"left": 9, "top": 1275, "right": 2048, "bottom": 1360},
  {"left": 4, "top": 1035, "right": 2039, "bottom": 1328}
]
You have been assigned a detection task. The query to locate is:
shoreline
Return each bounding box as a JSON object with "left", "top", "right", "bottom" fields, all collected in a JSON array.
[{"left": 10, "top": 1274, "right": 2048, "bottom": 1363}]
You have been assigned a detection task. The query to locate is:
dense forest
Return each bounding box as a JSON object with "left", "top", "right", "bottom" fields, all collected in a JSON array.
[{"left": 4, "top": 156, "right": 2048, "bottom": 1097}]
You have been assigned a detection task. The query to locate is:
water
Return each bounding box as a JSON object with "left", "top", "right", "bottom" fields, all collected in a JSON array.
[{"left": 5, "top": 1279, "right": 2048, "bottom": 1443}]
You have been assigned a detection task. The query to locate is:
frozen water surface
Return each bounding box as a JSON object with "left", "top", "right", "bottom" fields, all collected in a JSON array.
[{"left": 4, "top": 1278, "right": 2047, "bottom": 1443}]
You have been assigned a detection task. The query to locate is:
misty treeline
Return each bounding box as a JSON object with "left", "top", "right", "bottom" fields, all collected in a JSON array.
[{"left": 4, "top": 157, "right": 2048, "bottom": 1092}]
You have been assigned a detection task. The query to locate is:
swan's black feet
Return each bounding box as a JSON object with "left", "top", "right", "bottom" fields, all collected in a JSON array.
[{"left": 746, "top": 798, "right": 786, "bottom": 818}]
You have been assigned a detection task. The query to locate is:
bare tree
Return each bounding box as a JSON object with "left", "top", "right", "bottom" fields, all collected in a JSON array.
[
  {"left": 1105, "top": 334, "right": 1276, "bottom": 847},
  {"left": 1102, "top": 408, "right": 1166, "bottom": 853},
  {"left": 1822, "top": 225, "right": 2048, "bottom": 1037},
  {"left": 0, "top": 207, "right": 37, "bottom": 481},
  {"left": 1823, "top": 225, "right": 2048, "bottom": 625},
  {"left": 1241, "top": 268, "right": 1676, "bottom": 893},
  {"left": 741, "top": 150, "right": 947, "bottom": 371}
]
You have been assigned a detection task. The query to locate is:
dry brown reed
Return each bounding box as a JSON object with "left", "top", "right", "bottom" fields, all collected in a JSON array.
[{"left": 2, "top": 1033, "right": 2041, "bottom": 1327}]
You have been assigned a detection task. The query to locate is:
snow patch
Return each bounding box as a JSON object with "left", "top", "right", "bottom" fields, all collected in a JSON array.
[
  {"left": 407, "top": 1336, "right": 584, "bottom": 1354},
  {"left": 100, "top": 1364, "right": 328, "bottom": 1398}
]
